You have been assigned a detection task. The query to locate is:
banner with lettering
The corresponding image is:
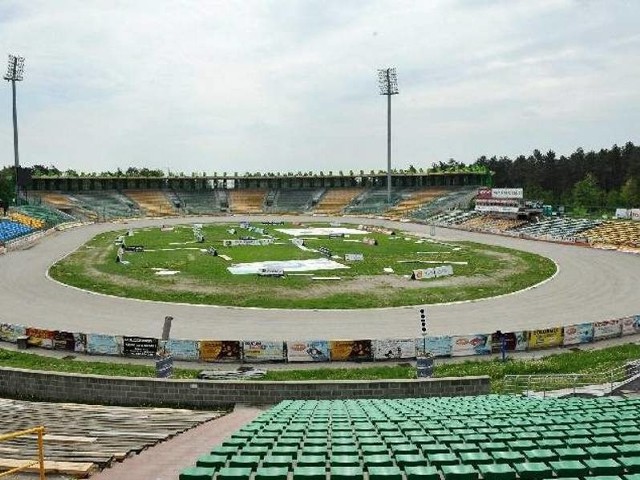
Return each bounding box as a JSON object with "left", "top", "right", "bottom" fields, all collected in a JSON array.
[
  {"left": 592, "top": 319, "right": 622, "bottom": 340},
  {"left": 621, "top": 315, "right": 640, "bottom": 336},
  {"left": 286, "top": 340, "right": 330, "bottom": 362},
  {"left": 122, "top": 336, "right": 159, "bottom": 357},
  {"left": 86, "top": 333, "right": 121, "bottom": 356},
  {"left": 451, "top": 334, "right": 491, "bottom": 357},
  {"left": 25, "top": 328, "right": 56, "bottom": 349},
  {"left": 53, "top": 331, "right": 76, "bottom": 351},
  {"left": 373, "top": 339, "right": 416, "bottom": 360},
  {"left": 329, "top": 340, "right": 373, "bottom": 361},
  {"left": 0, "top": 323, "right": 26, "bottom": 343},
  {"left": 161, "top": 339, "right": 200, "bottom": 361},
  {"left": 199, "top": 340, "right": 242, "bottom": 362},
  {"left": 415, "top": 336, "right": 452, "bottom": 357},
  {"left": 490, "top": 331, "right": 528, "bottom": 353},
  {"left": 242, "top": 341, "right": 285, "bottom": 362},
  {"left": 74, "top": 333, "right": 87, "bottom": 353},
  {"left": 563, "top": 323, "right": 594, "bottom": 346},
  {"left": 528, "top": 327, "right": 563, "bottom": 349}
]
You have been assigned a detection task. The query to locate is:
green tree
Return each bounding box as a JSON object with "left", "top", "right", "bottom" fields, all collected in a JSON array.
[
  {"left": 572, "top": 173, "right": 603, "bottom": 209},
  {"left": 0, "top": 166, "right": 15, "bottom": 206},
  {"left": 620, "top": 176, "right": 640, "bottom": 207}
]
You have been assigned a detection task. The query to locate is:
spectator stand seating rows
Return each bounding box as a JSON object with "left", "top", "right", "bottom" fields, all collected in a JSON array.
[{"left": 180, "top": 395, "right": 640, "bottom": 480}]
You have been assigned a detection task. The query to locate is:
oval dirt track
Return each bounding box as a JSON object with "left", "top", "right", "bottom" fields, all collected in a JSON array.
[{"left": 1, "top": 215, "right": 638, "bottom": 341}]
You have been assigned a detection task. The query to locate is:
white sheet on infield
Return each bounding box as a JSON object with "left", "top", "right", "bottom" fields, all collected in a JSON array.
[
  {"left": 275, "top": 227, "right": 367, "bottom": 237},
  {"left": 228, "top": 258, "right": 350, "bottom": 275}
]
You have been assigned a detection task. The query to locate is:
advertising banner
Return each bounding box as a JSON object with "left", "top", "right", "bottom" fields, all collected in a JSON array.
[
  {"left": 199, "top": 340, "right": 242, "bottom": 362},
  {"left": 451, "top": 334, "right": 491, "bottom": 357},
  {"left": 122, "top": 336, "right": 158, "bottom": 357},
  {"left": 490, "top": 331, "right": 528, "bottom": 353},
  {"left": 25, "top": 328, "right": 56, "bottom": 349},
  {"left": 53, "top": 331, "right": 76, "bottom": 351},
  {"left": 615, "top": 209, "right": 630, "bottom": 219},
  {"left": 563, "top": 323, "right": 594, "bottom": 346},
  {"left": 74, "top": 333, "right": 87, "bottom": 353},
  {"left": 0, "top": 323, "right": 26, "bottom": 343},
  {"left": 345, "top": 253, "right": 364, "bottom": 261},
  {"left": 86, "top": 334, "right": 121, "bottom": 356},
  {"left": 475, "top": 205, "right": 520, "bottom": 214},
  {"left": 373, "top": 339, "right": 416, "bottom": 360},
  {"left": 492, "top": 188, "right": 523, "bottom": 199},
  {"left": 528, "top": 327, "right": 563, "bottom": 349},
  {"left": 242, "top": 341, "right": 285, "bottom": 362},
  {"left": 415, "top": 336, "right": 452, "bottom": 357},
  {"left": 161, "top": 339, "right": 200, "bottom": 361},
  {"left": 631, "top": 209, "right": 640, "bottom": 221},
  {"left": 286, "top": 340, "right": 330, "bottom": 362},
  {"left": 329, "top": 340, "right": 373, "bottom": 361},
  {"left": 593, "top": 319, "right": 622, "bottom": 340},
  {"left": 621, "top": 316, "right": 640, "bottom": 336}
]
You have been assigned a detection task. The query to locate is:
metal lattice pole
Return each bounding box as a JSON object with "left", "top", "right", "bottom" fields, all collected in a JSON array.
[
  {"left": 4, "top": 54, "right": 25, "bottom": 205},
  {"left": 377, "top": 68, "right": 399, "bottom": 205}
]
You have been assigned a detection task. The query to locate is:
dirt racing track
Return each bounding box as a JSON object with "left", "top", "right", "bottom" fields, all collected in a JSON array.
[{"left": 0, "top": 215, "right": 639, "bottom": 341}]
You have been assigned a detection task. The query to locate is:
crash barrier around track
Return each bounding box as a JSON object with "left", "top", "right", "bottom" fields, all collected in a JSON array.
[{"left": 0, "top": 315, "right": 638, "bottom": 364}]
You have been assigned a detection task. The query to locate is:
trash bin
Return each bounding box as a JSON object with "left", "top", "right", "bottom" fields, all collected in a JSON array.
[
  {"left": 416, "top": 354, "right": 433, "bottom": 378},
  {"left": 16, "top": 336, "right": 29, "bottom": 350}
]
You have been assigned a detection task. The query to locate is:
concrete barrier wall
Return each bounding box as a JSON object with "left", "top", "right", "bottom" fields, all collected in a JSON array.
[{"left": 0, "top": 367, "right": 490, "bottom": 408}]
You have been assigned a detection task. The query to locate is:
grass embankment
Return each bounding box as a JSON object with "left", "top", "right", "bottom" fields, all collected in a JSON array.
[
  {"left": 49, "top": 222, "right": 556, "bottom": 308},
  {"left": 1, "top": 344, "right": 638, "bottom": 393}
]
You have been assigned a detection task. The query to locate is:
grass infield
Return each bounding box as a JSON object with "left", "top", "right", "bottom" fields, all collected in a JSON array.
[{"left": 49, "top": 221, "right": 556, "bottom": 309}]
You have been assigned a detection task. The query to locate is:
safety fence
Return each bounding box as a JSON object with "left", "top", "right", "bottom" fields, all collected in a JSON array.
[
  {"left": 0, "top": 426, "right": 45, "bottom": 480},
  {"left": 0, "top": 315, "right": 638, "bottom": 364}
]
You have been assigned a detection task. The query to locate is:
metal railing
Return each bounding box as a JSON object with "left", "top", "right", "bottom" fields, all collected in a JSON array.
[
  {"left": 0, "top": 426, "right": 45, "bottom": 479},
  {"left": 502, "top": 360, "right": 640, "bottom": 397}
]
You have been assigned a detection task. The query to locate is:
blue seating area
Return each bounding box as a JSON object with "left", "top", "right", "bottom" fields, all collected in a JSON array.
[{"left": 0, "top": 220, "right": 34, "bottom": 243}]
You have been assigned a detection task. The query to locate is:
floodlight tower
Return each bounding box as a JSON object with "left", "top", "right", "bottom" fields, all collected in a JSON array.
[
  {"left": 4, "top": 54, "right": 25, "bottom": 205},
  {"left": 377, "top": 67, "right": 399, "bottom": 204}
]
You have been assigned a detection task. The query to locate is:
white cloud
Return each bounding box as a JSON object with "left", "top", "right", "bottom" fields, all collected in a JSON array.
[{"left": 0, "top": 0, "right": 639, "bottom": 174}]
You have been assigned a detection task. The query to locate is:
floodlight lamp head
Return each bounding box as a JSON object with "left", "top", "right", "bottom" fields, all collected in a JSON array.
[
  {"left": 377, "top": 67, "right": 398, "bottom": 95},
  {"left": 4, "top": 54, "right": 25, "bottom": 81}
]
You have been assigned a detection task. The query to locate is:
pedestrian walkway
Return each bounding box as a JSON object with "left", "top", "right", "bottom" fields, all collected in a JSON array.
[{"left": 90, "top": 406, "right": 264, "bottom": 480}]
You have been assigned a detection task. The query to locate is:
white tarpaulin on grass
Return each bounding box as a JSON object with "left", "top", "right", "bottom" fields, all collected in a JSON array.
[
  {"left": 228, "top": 258, "right": 350, "bottom": 275},
  {"left": 275, "top": 227, "right": 368, "bottom": 237}
]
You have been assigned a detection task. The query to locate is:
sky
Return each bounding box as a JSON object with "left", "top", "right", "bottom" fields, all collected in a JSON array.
[{"left": 1, "top": 0, "right": 639, "bottom": 175}]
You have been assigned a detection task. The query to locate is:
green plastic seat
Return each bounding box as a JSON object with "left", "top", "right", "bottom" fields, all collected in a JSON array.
[
  {"left": 195, "top": 454, "right": 227, "bottom": 469},
  {"left": 422, "top": 444, "right": 450, "bottom": 455},
  {"left": 179, "top": 466, "right": 215, "bottom": 480},
  {"left": 459, "top": 452, "right": 492, "bottom": 466},
  {"left": 241, "top": 446, "right": 270, "bottom": 458},
  {"left": 210, "top": 446, "right": 239, "bottom": 458},
  {"left": 491, "top": 451, "right": 525, "bottom": 464},
  {"left": 277, "top": 437, "right": 301, "bottom": 447},
  {"left": 524, "top": 449, "right": 558, "bottom": 462},
  {"left": 584, "top": 458, "right": 624, "bottom": 475},
  {"left": 360, "top": 437, "right": 383, "bottom": 446},
  {"left": 270, "top": 446, "right": 298, "bottom": 458},
  {"left": 536, "top": 439, "right": 564, "bottom": 450},
  {"left": 223, "top": 438, "right": 248, "bottom": 448},
  {"left": 450, "top": 443, "right": 480, "bottom": 454},
  {"left": 262, "top": 455, "right": 293, "bottom": 468},
  {"left": 439, "top": 435, "right": 464, "bottom": 445},
  {"left": 251, "top": 437, "right": 276, "bottom": 447},
  {"left": 586, "top": 446, "right": 619, "bottom": 459},
  {"left": 331, "top": 445, "right": 358, "bottom": 455},
  {"left": 217, "top": 467, "right": 253, "bottom": 480},
  {"left": 330, "top": 466, "right": 363, "bottom": 480},
  {"left": 510, "top": 440, "right": 537, "bottom": 452},
  {"left": 618, "top": 457, "right": 640, "bottom": 473},
  {"left": 330, "top": 455, "right": 360, "bottom": 467},
  {"left": 331, "top": 438, "right": 356, "bottom": 446},
  {"left": 427, "top": 453, "right": 459, "bottom": 467},
  {"left": 364, "top": 455, "right": 394, "bottom": 467},
  {"left": 361, "top": 444, "right": 388, "bottom": 455},
  {"left": 228, "top": 455, "right": 261, "bottom": 469},
  {"left": 555, "top": 447, "right": 588, "bottom": 460},
  {"left": 292, "top": 466, "right": 326, "bottom": 480},
  {"left": 391, "top": 444, "right": 420, "bottom": 456},
  {"left": 624, "top": 474, "right": 640, "bottom": 480},
  {"left": 297, "top": 455, "right": 326, "bottom": 467},
  {"left": 395, "top": 454, "right": 427, "bottom": 468},
  {"left": 513, "top": 462, "right": 552, "bottom": 480},
  {"left": 404, "top": 465, "right": 440, "bottom": 480},
  {"left": 549, "top": 460, "right": 589, "bottom": 477},
  {"left": 566, "top": 437, "right": 592, "bottom": 448},
  {"left": 367, "top": 466, "right": 403, "bottom": 480},
  {"left": 477, "top": 463, "right": 516, "bottom": 480},
  {"left": 617, "top": 445, "right": 640, "bottom": 456},
  {"left": 255, "top": 467, "right": 289, "bottom": 480},
  {"left": 304, "top": 438, "right": 327, "bottom": 447},
  {"left": 481, "top": 442, "right": 508, "bottom": 452},
  {"left": 594, "top": 436, "right": 623, "bottom": 446},
  {"left": 441, "top": 464, "right": 479, "bottom": 480},
  {"left": 411, "top": 435, "right": 438, "bottom": 446}
]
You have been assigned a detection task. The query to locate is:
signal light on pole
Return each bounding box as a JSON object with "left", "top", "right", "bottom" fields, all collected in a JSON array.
[{"left": 419, "top": 308, "right": 427, "bottom": 336}]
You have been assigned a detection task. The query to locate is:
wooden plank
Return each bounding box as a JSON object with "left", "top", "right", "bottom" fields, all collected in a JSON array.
[
  {"left": 44, "top": 434, "right": 97, "bottom": 443},
  {"left": 0, "top": 458, "right": 95, "bottom": 475}
]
